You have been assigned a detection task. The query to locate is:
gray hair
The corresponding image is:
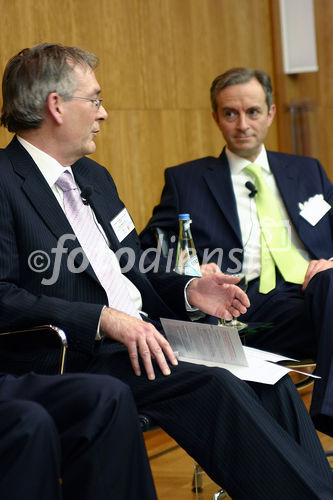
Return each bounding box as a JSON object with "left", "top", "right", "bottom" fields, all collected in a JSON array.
[
  {"left": 210, "top": 67, "right": 273, "bottom": 116},
  {"left": 1, "top": 43, "right": 99, "bottom": 132}
]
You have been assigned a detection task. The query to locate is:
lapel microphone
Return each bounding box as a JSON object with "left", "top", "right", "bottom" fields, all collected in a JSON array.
[
  {"left": 80, "top": 186, "right": 93, "bottom": 205},
  {"left": 245, "top": 181, "right": 257, "bottom": 198}
]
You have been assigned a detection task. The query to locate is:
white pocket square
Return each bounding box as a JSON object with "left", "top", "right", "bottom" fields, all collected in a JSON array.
[{"left": 299, "top": 194, "right": 331, "bottom": 226}]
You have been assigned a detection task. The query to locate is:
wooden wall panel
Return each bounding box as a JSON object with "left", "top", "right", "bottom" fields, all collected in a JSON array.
[
  {"left": 312, "top": 0, "right": 333, "bottom": 176},
  {"left": 270, "top": 0, "right": 333, "bottom": 180},
  {"left": 107, "top": 109, "right": 222, "bottom": 223},
  {"left": 0, "top": 0, "right": 277, "bottom": 231}
]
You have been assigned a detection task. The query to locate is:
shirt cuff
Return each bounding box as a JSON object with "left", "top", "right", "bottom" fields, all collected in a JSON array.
[
  {"left": 184, "top": 278, "right": 206, "bottom": 320},
  {"left": 95, "top": 305, "right": 107, "bottom": 340}
]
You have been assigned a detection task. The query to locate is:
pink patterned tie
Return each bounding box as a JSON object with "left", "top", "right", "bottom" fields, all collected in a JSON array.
[{"left": 56, "top": 171, "right": 141, "bottom": 319}]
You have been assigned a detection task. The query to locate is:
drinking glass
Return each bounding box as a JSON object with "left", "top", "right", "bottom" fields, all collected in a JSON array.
[{"left": 219, "top": 273, "right": 248, "bottom": 330}]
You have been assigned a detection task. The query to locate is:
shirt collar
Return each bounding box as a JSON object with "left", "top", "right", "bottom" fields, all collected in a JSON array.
[
  {"left": 226, "top": 146, "right": 271, "bottom": 175},
  {"left": 17, "top": 136, "right": 73, "bottom": 188}
]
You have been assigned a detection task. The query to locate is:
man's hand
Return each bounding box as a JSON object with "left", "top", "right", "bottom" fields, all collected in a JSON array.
[
  {"left": 200, "top": 262, "right": 222, "bottom": 277},
  {"left": 302, "top": 258, "right": 333, "bottom": 291},
  {"left": 100, "top": 308, "right": 178, "bottom": 380},
  {"left": 186, "top": 273, "right": 250, "bottom": 320}
]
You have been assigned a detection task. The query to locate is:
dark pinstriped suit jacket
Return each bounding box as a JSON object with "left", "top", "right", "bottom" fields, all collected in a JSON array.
[{"left": 0, "top": 136, "right": 190, "bottom": 374}]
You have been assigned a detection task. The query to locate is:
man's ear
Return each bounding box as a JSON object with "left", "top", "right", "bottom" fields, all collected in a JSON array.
[
  {"left": 46, "top": 92, "right": 64, "bottom": 125},
  {"left": 267, "top": 104, "right": 276, "bottom": 126}
]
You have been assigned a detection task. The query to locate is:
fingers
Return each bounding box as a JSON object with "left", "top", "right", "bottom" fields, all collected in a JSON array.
[
  {"left": 100, "top": 308, "right": 177, "bottom": 380},
  {"left": 156, "top": 335, "right": 179, "bottom": 367},
  {"left": 230, "top": 296, "right": 249, "bottom": 316},
  {"left": 137, "top": 332, "right": 172, "bottom": 381},
  {"left": 302, "top": 259, "right": 333, "bottom": 291},
  {"left": 128, "top": 326, "right": 177, "bottom": 381},
  {"left": 238, "top": 289, "right": 250, "bottom": 308},
  {"left": 216, "top": 273, "right": 240, "bottom": 285},
  {"left": 302, "top": 261, "right": 315, "bottom": 291},
  {"left": 137, "top": 336, "right": 156, "bottom": 381},
  {"left": 127, "top": 341, "right": 142, "bottom": 377},
  {"left": 220, "top": 294, "right": 249, "bottom": 320},
  {"left": 221, "top": 309, "right": 233, "bottom": 321},
  {"left": 200, "top": 263, "right": 221, "bottom": 277}
]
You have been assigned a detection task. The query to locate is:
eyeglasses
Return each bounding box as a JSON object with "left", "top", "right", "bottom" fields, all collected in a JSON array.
[{"left": 71, "top": 96, "right": 103, "bottom": 110}]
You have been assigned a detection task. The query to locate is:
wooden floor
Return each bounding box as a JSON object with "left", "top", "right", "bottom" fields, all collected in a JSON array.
[{"left": 144, "top": 380, "right": 333, "bottom": 500}]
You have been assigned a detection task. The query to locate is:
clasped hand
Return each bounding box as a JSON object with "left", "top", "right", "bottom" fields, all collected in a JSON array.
[
  {"left": 100, "top": 272, "right": 250, "bottom": 380},
  {"left": 302, "top": 258, "right": 333, "bottom": 291}
]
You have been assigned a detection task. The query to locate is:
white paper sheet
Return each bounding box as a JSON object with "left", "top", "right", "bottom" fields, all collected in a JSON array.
[
  {"left": 243, "top": 346, "right": 320, "bottom": 379},
  {"left": 161, "top": 319, "right": 320, "bottom": 385},
  {"left": 242, "top": 345, "right": 296, "bottom": 363}
]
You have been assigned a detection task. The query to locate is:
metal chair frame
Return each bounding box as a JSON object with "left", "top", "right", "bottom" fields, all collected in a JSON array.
[{"left": 0, "top": 324, "right": 68, "bottom": 375}]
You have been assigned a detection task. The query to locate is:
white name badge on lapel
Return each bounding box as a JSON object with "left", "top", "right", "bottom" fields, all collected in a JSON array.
[
  {"left": 299, "top": 194, "right": 331, "bottom": 226},
  {"left": 110, "top": 208, "right": 135, "bottom": 242}
]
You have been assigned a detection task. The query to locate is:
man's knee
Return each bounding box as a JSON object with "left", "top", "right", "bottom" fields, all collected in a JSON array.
[
  {"left": 0, "top": 400, "right": 56, "bottom": 440},
  {"left": 308, "top": 267, "right": 333, "bottom": 289},
  {"left": 66, "top": 373, "right": 134, "bottom": 415}
]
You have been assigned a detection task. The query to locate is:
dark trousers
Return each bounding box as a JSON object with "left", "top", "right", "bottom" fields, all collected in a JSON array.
[
  {"left": 241, "top": 268, "right": 333, "bottom": 435},
  {"left": 0, "top": 372, "right": 157, "bottom": 500},
  {"left": 81, "top": 346, "right": 333, "bottom": 500}
]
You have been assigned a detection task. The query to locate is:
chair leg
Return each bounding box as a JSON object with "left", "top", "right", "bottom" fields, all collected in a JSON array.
[
  {"left": 192, "top": 462, "right": 203, "bottom": 498},
  {"left": 326, "top": 451, "right": 333, "bottom": 470},
  {"left": 192, "top": 462, "right": 228, "bottom": 499}
]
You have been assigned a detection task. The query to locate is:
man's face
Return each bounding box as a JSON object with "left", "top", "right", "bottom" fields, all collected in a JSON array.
[
  {"left": 212, "top": 78, "right": 275, "bottom": 162},
  {"left": 61, "top": 65, "right": 108, "bottom": 162}
]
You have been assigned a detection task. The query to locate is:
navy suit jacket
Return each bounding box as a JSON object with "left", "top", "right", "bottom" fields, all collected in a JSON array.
[
  {"left": 0, "top": 137, "right": 190, "bottom": 374},
  {"left": 140, "top": 149, "right": 333, "bottom": 272}
]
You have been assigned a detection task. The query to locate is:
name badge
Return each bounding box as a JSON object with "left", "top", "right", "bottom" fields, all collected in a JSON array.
[
  {"left": 299, "top": 194, "right": 331, "bottom": 226},
  {"left": 110, "top": 208, "right": 135, "bottom": 242}
]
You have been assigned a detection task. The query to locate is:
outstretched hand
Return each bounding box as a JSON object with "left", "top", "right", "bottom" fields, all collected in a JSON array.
[
  {"left": 100, "top": 308, "right": 178, "bottom": 380},
  {"left": 186, "top": 273, "right": 250, "bottom": 320}
]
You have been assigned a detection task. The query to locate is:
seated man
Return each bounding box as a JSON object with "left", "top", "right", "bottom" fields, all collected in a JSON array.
[
  {"left": 0, "top": 45, "right": 332, "bottom": 499},
  {"left": 0, "top": 372, "right": 156, "bottom": 499},
  {"left": 140, "top": 67, "right": 333, "bottom": 437}
]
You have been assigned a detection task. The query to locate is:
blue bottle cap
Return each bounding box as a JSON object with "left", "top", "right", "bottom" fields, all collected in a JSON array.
[{"left": 178, "top": 213, "right": 190, "bottom": 220}]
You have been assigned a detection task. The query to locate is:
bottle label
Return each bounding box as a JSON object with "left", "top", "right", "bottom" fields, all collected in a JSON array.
[
  {"left": 183, "top": 220, "right": 191, "bottom": 231},
  {"left": 181, "top": 255, "right": 202, "bottom": 276}
]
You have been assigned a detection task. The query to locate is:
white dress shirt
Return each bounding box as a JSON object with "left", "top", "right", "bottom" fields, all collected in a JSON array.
[
  {"left": 226, "top": 146, "right": 311, "bottom": 281},
  {"left": 17, "top": 136, "right": 144, "bottom": 313}
]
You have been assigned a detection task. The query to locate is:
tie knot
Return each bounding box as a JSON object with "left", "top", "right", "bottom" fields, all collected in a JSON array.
[
  {"left": 56, "top": 171, "right": 77, "bottom": 192},
  {"left": 244, "top": 163, "right": 263, "bottom": 181}
]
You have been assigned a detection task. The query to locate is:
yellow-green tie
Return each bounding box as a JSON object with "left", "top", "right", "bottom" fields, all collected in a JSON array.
[{"left": 244, "top": 164, "right": 308, "bottom": 294}]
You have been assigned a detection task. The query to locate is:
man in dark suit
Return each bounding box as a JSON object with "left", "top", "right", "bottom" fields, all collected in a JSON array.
[
  {"left": 0, "top": 372, "right": 156, "bottom": 499},
  {"left": 140, "top": 67, "right": 333, "bottom": 437},
  {"left": 1, "top": 46, "right": 333, "bottom": 499}
]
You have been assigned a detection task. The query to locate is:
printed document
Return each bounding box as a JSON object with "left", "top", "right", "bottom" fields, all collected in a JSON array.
[{"left": 161, "top": 318, "right": 319, "bottom": 385}]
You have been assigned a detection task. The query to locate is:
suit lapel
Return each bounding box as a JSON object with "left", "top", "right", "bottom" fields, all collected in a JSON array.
[
  {"left": 268, "top": 152, "right": 304, "bottom": 232},
  {"left": 268, "top": 152, "right": 295, "bottom": 209},
  {"left": 7, "top": 138, "right": 74, "bottom": 240},
  {"left": 268, "top": 151, "right": 314, "bottom": 248},
  {"left": 6, "top": 138, "right": 100, "bottom": 284},
  {"left": 202, "top": 150, "right": 242, "bottom": 245}
]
